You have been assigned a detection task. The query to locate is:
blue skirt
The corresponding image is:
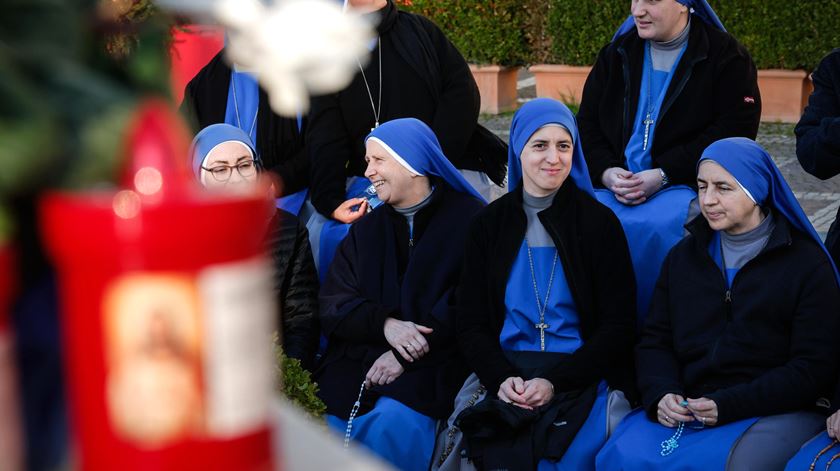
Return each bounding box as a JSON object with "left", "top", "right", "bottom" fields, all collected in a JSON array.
[
  {"left": 595, "top": 186, "right": 694, "bottom": 327},
  {"left": 538, "top": 380, "right": 610, "bottom": 470},
  {"left": 785, "top": 432, "right": 837, "bottom": 471},
  {"left": 596, "top": 409, "right": 758, "bottom": 470},
  {"left": 327, "top": 396, "right": 436, "bottom": 471}
]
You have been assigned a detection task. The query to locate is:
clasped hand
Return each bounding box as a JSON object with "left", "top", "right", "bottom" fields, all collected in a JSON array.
[
  {"left": 383, "top": 317, "right": 433, "bottom": 363},
  {"left": 657, "top": 393, "right": 719, "bottom": 428},
  {"left": 497, "top": 376, "right": 555, "bottom": 409},
  {"left": 365, "top": 350, "right": 404, "bottom": 388},
  {"left": 601, "top": 167, "right": 664, "bottom": 205}
]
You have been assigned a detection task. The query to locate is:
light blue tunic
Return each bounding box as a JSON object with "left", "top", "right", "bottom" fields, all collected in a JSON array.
[
  {"left": 327, "top": 397, "right": 436, "bottom": 471},
  {"left": 785, "top": 432, "right": 837, "bottom": 471},
  {"left": 597, "top": 37, "right": 694, "bottom": 325},
  {"left": 596, "top": 409, "right": 759, "bottom": 470},
  {"left": 499, "top": 191, "right": 609, "bottom": 468},
  {"left": 224, "top": 70, "right": 260, "bottom": 144}
]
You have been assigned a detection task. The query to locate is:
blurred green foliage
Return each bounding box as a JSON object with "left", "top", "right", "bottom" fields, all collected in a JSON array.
[
  {"left": 274, "top": 334, "right": 327, "bottom": 419},
  {"left": 0, "top": 0, "right": 174, "bottom": 241}
]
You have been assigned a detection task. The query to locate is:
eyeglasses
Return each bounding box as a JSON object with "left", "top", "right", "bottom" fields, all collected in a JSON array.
[{"left": 201, "top": 160, "right": 257, "bottom": 182}]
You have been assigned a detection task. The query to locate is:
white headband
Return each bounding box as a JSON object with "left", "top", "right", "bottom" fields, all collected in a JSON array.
[{"left": 367, "top": 137, "right": 423, "bottom": 176}]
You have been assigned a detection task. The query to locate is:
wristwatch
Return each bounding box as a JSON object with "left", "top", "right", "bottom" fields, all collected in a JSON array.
[{"left": 658, "top": 168, "right": 669, "bottom": 188}]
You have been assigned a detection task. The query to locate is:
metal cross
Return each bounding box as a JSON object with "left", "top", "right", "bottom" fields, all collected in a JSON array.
[
  {"left": 535, "top": 322, "right": 550, "bottom": 352},
  {"left": 642, "top": 113, "right": 654, "bottom": 151}
]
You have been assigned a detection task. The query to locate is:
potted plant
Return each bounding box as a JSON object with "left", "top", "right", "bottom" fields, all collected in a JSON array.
[{"left": 528, "top": 1, "right": 625, "bottom": 107}]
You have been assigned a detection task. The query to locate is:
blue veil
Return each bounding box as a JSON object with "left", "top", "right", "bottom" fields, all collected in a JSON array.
[
  {"left": 366, "top": 118, "right": 486, "bottom": 203},
  {"left": 507, "top": 98, "right": 594, "bottom": 197},
  {"left": 700, "top": 137, "right": 840, "bottom": 286},
  {"left": 189, "top": 123, "right": 258, "bottom": 180}
]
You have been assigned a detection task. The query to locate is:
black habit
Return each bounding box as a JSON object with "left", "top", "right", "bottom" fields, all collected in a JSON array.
[
  {"left": 315, "top": 183, "right": 484, "bottom": 419},
  {"left": 306, "top": 0, "right": 505, "bottom": 217}
]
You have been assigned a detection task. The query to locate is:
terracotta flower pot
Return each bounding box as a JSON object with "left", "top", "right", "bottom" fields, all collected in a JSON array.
[
  {"left": 530, "top": 64, "right": 592, "bottom": 106},
  {"left": 469, "top": 65, "right": 520, "bottom": 115},
  {"left": 757, "top": 69, "right": 813, "bottom": 123}
]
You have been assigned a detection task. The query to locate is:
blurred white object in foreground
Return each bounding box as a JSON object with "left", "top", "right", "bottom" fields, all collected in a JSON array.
[
  {"left": 272, "top": 399, "right": 394, "bottom": 471},
  {"left": 214, "top": 0, "right": 374, "bottom": 116}
]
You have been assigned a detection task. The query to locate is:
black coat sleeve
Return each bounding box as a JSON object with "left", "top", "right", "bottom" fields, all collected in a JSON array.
[
  {"left": 636, "top": 250, "right": 686, "bottom": 419},
  {"left": 280, "top": 221, "right": 320, "bottom": 370},
  {"left": 307, "top": 93, "right": 352, "bottom": 217},
  {"left": 390, "top": 287, "right": 459, "bottom": 373},
  {"left": 655, "top": 43, "right": 761, "bottom": 185},
  {"left": 543, "top": 211, "right": 636, "bottom": 392},
  {"left": 795, "top": 50, "right": 840, "bottom": 180},
  {"left": 269, "top": 119, "right": 310, "bottom": 196},
  {"left": 421, "top": 18, "right": 480, "bottom": 167},
  {"left": 318, "top": 228, "right": 394, "bottom": 344},
  {"left": 578, "top": 43, "right": 622, "bottom": 186},
  {"left": 706, "top": 258, "right": 840, "bottom": 425},
  {"left": 456, "top": 216, "right": 519, "bottom": 395}
]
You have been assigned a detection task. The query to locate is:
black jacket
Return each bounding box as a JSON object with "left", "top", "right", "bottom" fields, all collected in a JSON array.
[
  {"left": 307, "top": 0, "right": 505, "bottom": 217},
  {"left": 267, "top": 210, "right": 320, "bottom": 370},
  {"left": 181, "top": 52, "right": 309, "bottom": 195},
  {"left": 456, "top": 182, "right": 637, "bottom": 400},
  {"left": 795, "top": 48, "right": 840, "bottom": 268},
  {"left": 637, "top": 213, "right": 840, "bottom": 424},
  {"left": 578, "top": 20, "right": 761, "bottom": 187},
  {"left": 315, "top": 184, "right": 484, "bottom": 419}
]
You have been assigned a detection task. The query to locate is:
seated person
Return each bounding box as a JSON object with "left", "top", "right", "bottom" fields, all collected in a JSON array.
[
  {"left": 190, "top": 124, "right": 319, "bottom": 369},
  {"left": 303, "top": 0, "right": 506, "bottom": 279},
  {"left": 314, "top": 118, "right": 485, "bottom": 471},
  {"left": 577, "top": 0, "right": 761, "bottom": 323},
  {"left": 785, "top": 48, "right": 840, "bottom": 471},
  {"left": 597, "top": 138, "right": 840, "bottom": 470},
  {"left": 795, "top": 47, "right": 840, "bottom": 267},
  {"left": 436, "top": 98, "right": 637, "bottom": 470},
  {"left": 182, "top": 39, "right": 308, "bottom": 202}
]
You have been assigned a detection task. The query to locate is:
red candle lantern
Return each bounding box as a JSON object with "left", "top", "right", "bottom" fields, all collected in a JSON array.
[{"left": 41, "top": 101, "right": 277, "bottom": 471}]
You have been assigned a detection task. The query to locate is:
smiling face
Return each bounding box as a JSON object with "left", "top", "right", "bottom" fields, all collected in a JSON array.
[
  {"left": 345, "top": 0, "right": 387, "bottom": 13},
  {"left": 363, "top": 140, "right": 430, "bottom": 208},
  {"left": 630, "top": 0, "right": 689, "bottom": 42},
  {"left": 519, "top": 125, "right": 574, "bottom": 197},
  {"left": 200, "top": 141, "right": 258, "bottom": 194},
  {"left": 697, "top": 160, "right": 763, "bottom": 235}
]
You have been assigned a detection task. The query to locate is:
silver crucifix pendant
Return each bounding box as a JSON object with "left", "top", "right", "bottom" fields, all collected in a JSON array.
[
  {"left": 535, "top": 322, "right": 550, "bottom": 351},
  {"left": 642, "top": 114, "right": 654, "bottom": 151}
]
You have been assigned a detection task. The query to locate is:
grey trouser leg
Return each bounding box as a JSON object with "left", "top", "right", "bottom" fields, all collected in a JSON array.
[{"left": 727, "top": 411, "right": 824, "bottom": 470}]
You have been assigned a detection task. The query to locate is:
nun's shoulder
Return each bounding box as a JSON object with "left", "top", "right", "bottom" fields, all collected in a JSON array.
[{"left": 701, "top": 21, "right": 753, "bottom": 62}]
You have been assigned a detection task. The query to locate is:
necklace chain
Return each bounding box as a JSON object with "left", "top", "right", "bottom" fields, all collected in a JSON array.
[
  {"left": 357, "top": 37, "right": 382, "bottom": 131},
  {"left": 525, "top": 237, "right": 557, "bottom": 352},
  {"left": 231, "top": 74, "right": 259, "bottom": 140},
  {"left": 642, "top": 42, "right": 655, "bottom": 152}
]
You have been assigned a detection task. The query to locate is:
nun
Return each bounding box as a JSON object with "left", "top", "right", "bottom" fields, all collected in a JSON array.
[
  {"left": 190, "top": 124, "right": 320, "bottom": 370},
  {"left": 597, "top": 138, "right": 840, "bottom": 470},
  {"left": 181, "top": 40, "right": 308, "bottom": 203},
  {"left": 577, "top": 0, "right": 762, "bottom": 324},
  {"left": 307, "top": 0, "right": 505, "bottom": 226},
  {"left": 314, "top": 118, "right": 485, "bottom": 471},
  {"left": 434, "top": 98, "right": 637, "bottom": 470}
]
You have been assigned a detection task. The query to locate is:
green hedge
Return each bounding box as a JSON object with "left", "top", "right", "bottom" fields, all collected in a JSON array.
[
  {"left": 400, "top": 0, "right": 530, "bottom": 66},
  {"left": 716, "top": 1, "right": 840, "bottom": 71},
  {"left": 402, "top": 0, "right": 840, "bottom": 71}
]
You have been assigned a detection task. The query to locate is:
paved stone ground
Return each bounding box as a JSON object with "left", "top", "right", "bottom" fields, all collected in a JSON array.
[{"left": 479, "top": 73, "right": 840, "bottom": 239}]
